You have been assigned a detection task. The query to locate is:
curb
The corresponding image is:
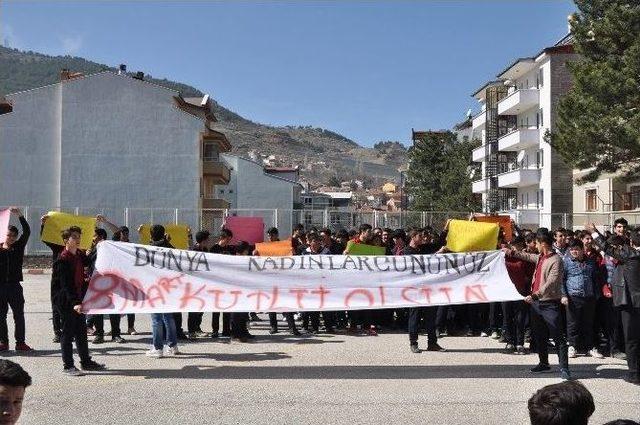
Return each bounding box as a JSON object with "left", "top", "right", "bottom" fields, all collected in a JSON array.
[{"left": 23, "top": 269, "right": 52, "bottom": 275}]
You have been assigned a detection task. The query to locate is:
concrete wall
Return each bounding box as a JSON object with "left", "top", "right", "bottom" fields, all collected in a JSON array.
[
  {"left": 548, "top": 53, "right": 579, "bottom": 228},
  {"left": 1, "top": 84, "right": 62, "bottom": 207}
]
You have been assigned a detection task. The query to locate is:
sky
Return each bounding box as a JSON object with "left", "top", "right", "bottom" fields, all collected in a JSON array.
[{"left": 1, "top": 0, "right": 577, "bottom": 147}]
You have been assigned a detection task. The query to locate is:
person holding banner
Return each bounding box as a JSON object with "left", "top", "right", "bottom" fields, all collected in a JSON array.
[
  {"left": 87, "top": 228, "right": 126, "bottom": 345},
  {"left": 211, "top": 228, "right": 234, "bottom": 338},
  {"left": 0, "top": 208, "right": 32, "bottom": 352},
  {"left": 405, "top": 229, "right": 444, "bottom": 353},
  {"left": 186, "top": 230, "right": 211, "bottom": 338},
  {"left": 51, "top": 227, "right": 105, "bottom": 376},
  {"left": 112, "top": 226, "right": 138, "bottom": 335},
  {"left": 259, "top": 228, "right": 301, "bottom": 336},
  {"left": 146, "top": 225, "right": 180, "bottom": 357},
  {"left": 504, "top": 231, "right": 570, "bottom": 380}
]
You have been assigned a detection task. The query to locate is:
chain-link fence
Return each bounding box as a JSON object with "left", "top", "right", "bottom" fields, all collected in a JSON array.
[{"left": 5, "top": 205, "right": 640, "bottom": 255}]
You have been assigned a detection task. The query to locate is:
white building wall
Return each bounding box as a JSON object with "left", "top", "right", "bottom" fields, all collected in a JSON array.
[
  {"left": 220, "top": 154, "right": 298, "bottom": 237},
  {"left": 1, "top": 72, "right": 204, "bottom": 234},
  {"left": 1, "top": 84, "right": 62, "bottom": 207}
]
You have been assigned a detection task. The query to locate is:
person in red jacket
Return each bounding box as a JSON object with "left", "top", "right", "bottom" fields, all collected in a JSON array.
[{"left": 504, "top": 236, "right": 534, "bottom": 354}]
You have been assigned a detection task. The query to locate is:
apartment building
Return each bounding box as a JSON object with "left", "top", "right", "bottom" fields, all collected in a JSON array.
[
  {"left": 470, "top": 35, "right": 577, "bottom": 228},
  {"left": 0, "top": 69, "right": 231, "bottom": 234}
]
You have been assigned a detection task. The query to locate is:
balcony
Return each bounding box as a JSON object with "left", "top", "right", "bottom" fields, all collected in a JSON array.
[
  {"left": 201, "top": 197, "right": 230, "bottom": 209},
  {"left": 202, "top": 161, "right": 231, "bottom": 185},
  {"left": 497, "top": 88, "right": 539, "bottom": 115},
  {"left": 472, "top": 110, "right": 486, "bottom": 129},
  {"left": 201, "top": 130, "right": 232, "bottom": 152},
  {"left": 472, "top": 178, "right": 490, "bottom": 194},
  {"left": 472, "top": 144, "right": 490, "bottom": 162},
  {"left": 497, "top": 166, "right": 541, "bottom": 188},
  {"left": 498, "top": 127, "right": 540, "bottom": 151}
]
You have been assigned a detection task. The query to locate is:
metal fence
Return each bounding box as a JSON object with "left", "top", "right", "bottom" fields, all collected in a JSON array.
[{"left": 5, "top": 206, "right": 640, "bottom": 255}]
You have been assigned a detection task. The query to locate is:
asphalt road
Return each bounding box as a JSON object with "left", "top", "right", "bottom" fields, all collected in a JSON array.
[{"left": 5, "top": 275, "right": 639, "bottom": 424}]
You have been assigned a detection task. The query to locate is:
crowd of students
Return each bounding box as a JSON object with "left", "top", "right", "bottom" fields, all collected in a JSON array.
[{"left": 0, "top": 210, "right": 638, "bottom": 385}]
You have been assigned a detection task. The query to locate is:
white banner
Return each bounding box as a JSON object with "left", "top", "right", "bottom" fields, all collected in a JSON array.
[{"left": 82, "top": 241, "right": 522, "bottom": 314}]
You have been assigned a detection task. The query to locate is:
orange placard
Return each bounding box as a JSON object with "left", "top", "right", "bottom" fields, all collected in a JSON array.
[
  {"left": 254, "top": 239, "right": 293, "bottom": 257},
  {"left": 474, "top": 215, "right": 513, "bottom": 242}
]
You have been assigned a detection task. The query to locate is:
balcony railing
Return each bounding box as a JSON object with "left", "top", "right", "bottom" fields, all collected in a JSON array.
[
  {"left": 497, "top": 88, "right": 539, "bottom": 115},
  {"left": 498, "top": 126, "right": 540, "bottom": 151}
]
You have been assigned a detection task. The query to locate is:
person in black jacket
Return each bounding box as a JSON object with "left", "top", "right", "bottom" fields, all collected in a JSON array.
[
  {"left": 405, "top": 229, "right": 444, "bottom": 354},
  {"left": 0, "top": 208, "right": 32, "bottom": 352},
  {"left": 589, "top": 223, "right": 640, "bottom": 385},
  {"left": 40, "top": 214, "right": 64, "bottom": 342},
  {"left": 51, "top": 226, "right": 105, "bottom": 376}
]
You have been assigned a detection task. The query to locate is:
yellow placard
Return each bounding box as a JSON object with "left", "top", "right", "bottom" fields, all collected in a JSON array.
[
  {"left": 41, "top": 211, "right": 97, "bottom": 250},
  {"left": 255, "top": 239, "right": 293, "bottom": 257},
  {"left": 446, "top": 219, "right": 499, "bottom": 252},
  {"left": 138, "top": 224, "right": 190, "bottom": 249}
]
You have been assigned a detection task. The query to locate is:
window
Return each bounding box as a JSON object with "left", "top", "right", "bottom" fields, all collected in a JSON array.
[
  {"left": 536, "top": 149, "right": 544, "bottom": 168},
  {"left": 631, "top": 186, "right": 640, "bottom": 209},
  {"left": 537, "top": 189, "right": 544, "bottom": 208},
  {"left": 203, "top": 176, "right": 216, "bottom": 198},
  {"left": 203, "top": 142, "right": 219, "bottom": 162},
  {"left": 537, "top": 108, "right": 544, "bottom": 128},
  {"left": 536, "top": 69, "right": 544, "bottom": 88},
  {"left": 585, "top": 189, "right": 598, "bottom": 212}
]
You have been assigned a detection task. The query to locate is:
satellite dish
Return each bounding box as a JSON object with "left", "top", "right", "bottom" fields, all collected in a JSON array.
[
  {"left": 201, "top": 94, "right": 210, "bottom": 106},
  {"left": 517, "top": 151, "right": 526, "bottom": 163}
]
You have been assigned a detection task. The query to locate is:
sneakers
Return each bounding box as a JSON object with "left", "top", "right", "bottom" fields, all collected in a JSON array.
[
  {"left": 112, "top": 336, "right": 126, "bottom": 344},
  {"left": 530, "top": 363, "right": 551, "bottom": 373},
  {"left": 81, "top": 361, "right": 106, "bottom": 371},
  {"left": 268, "top": 328, "right": 278, "bottom": 335},
  {"left": 612, "top": 351, "right": 627, "bottom": 360},
  {"left": 290, "top": 328, "right": 301, "bottom": 336},
  {"left": 93, "top": 335, "right": 105, "bottom": 344},
  {"left": 0, "top": 343, "right": 9, "bottom": 352},
  {"left": 127, "top": 327, "right": 138, "bottom": 335},
  {"left": 146, "top": 348, "right": 164, "bottom": 358},
  {"left": 480, "top": 332, "right": 489, "bottom": 337},
  {"left": 623, "top": 373, "right": 640, "bottom": 385},
  {"left": 426, "top": 343, "right": 446, "bottom": 352},
  {"left": 490, "top": 331, "right": 500, "bottom": 339},
  {"left": 368, "top": 325, "right": 378, "bottom": 336},
  {"left": 560, "top": 368, "right": 572, "bottom": 381},
  {"left": 164, "top": 345, "right": 180, "bottom": 356},
  {"left": 568, "top": 346, "right": 577, "bottom": 358},
  {"left": 410, "top": 344, "right": 421, "bottom": 354},
  {"left": 15, "top": 343, "right": 33, "bottom": 352},
  {"left": 588, "top": 348, "right": 604, "bottom": 359},
  {"left": 504, "top": 344, "right": 516, "bottom": 353},
  {"left": 211, "top": 331, "right": 220, "bottom": 339},
  {"left": 515, "top": 345, "right": 527, "bottom": 355},
  {"left": 63, "top": 366, "right": 85, "bottom": 377}
]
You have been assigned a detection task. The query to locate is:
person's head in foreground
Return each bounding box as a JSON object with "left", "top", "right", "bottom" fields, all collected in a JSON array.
[
  {"left": 0, "top": 359, "right": 31, "bottom": 425},
  {"left": 528, "top": 381, "right": 594, "bottom": 425}
]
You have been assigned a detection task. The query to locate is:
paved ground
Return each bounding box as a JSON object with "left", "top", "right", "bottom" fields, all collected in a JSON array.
[{"left": 4, "top": 275, "right": 639, "bottom": 424}]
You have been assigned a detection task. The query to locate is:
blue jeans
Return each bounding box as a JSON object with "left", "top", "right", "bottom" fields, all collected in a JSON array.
[{"left": 151, "top": 313, "right": 177, "bottom": 350}]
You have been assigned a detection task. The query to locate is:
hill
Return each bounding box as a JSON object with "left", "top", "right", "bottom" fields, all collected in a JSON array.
[{"left": 0, "top": 46, "right": 407, "bottom": 188}]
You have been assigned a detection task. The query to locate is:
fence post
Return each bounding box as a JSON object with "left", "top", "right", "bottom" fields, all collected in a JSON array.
[
  {"left": 562, "top": 213, "right": 568, "bottom": 229},
  {"left": 274, "top": 209, "right": 279, "bottom": 229},
  {"left": 323, "top": 209, "right": 329, "bottom": 228},
  {"left": 124, "top": 208, "right": 129, "bottom": 228},
  {"left": 373, "top": 211, "right": 378, "bottom": 228},
  {"left": 74, "top": 207, "right": 79, "bottom": 216},
  {"left": 174, "top": 208, "right": 179, "bottom": 225}
]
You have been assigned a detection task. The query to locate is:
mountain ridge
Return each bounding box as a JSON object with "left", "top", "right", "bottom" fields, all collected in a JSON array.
[{"left": 0, "top": 46, "right": 406, "bottom": 188}]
